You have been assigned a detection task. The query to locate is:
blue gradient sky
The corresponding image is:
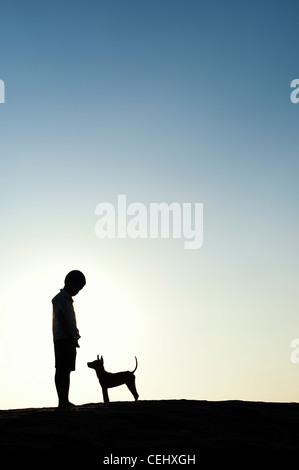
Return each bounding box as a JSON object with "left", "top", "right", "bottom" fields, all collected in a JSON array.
[{"left": 0, "top": 0, "right": 299, "bottom": 409}]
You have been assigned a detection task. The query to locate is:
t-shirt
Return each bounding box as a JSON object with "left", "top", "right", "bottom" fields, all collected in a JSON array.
[{"left": 52, "top": 289, "right": 80, "bottom": 342}]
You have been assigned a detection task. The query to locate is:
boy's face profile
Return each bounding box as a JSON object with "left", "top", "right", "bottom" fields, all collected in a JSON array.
[{"left": 65, "top": 281, "right": 85, "bottom": 296}]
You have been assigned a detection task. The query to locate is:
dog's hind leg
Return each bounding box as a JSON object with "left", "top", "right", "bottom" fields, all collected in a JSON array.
[{"left": 126, "top": 377, "right": 139, "bottom": 401}]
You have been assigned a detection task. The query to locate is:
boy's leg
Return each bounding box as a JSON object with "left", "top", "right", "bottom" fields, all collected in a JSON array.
[
  {"left": 55, "top": 368, "right": 71, "bottom": 407},
  {"left": 54, "top": 339, "right": 76, "bottom": 407}
]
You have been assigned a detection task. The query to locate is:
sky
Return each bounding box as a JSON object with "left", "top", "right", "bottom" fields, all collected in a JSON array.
[{"left": 0, "top": 0, "right": 299, "bottom": 409}]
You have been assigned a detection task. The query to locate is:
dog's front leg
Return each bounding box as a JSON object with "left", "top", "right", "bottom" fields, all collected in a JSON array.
[{"left": 102, "top": 387, "right": 109, "bottom": 403}]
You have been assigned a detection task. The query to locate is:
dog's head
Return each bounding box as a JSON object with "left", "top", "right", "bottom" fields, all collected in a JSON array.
[{"left": 87, "top": 354, "right": 104, "bottom": 370}]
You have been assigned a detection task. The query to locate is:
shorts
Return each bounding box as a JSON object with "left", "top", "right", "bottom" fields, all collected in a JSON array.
[{"left": 54, "top": 339, "right": 77, "bottom": 371}]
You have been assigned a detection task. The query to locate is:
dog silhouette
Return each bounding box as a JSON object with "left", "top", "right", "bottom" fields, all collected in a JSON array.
[{"left": 87, "top": 355, "right": 139, "bottom": 403}]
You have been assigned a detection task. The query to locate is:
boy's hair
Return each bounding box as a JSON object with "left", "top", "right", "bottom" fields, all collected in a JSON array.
[{"left": 65, "top": 270, "right": 86, "bottom": 287}]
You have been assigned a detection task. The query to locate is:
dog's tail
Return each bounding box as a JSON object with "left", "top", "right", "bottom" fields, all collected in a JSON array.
[{"left": 132, "top": 356, "right": 138, "bottom": 373}]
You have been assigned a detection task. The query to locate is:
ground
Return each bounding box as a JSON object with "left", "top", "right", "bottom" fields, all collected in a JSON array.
[{"left": 1, "top": 399, "right": 299, "bottom": 462}]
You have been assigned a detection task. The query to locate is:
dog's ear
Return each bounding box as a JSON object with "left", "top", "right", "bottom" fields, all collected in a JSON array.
[
  {"left": 101, "top": 355, "right": 104, "bottom": 363},
  {"left": 97, "top": 355, "right": 99, "bottom": 360}
]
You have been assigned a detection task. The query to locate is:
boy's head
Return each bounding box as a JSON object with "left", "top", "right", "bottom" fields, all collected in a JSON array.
[{"left": 64, "top": 270, "right": 86, "bottom": 296}]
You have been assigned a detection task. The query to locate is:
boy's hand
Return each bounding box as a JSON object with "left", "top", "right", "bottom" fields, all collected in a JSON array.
[{"left": 72, "top": 338, "right": 80, "bottom": 348}]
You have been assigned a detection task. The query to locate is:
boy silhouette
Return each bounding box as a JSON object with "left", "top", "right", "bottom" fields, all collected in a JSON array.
[{"left": 52, "top": 270, "right": 86, "bottom": 408}]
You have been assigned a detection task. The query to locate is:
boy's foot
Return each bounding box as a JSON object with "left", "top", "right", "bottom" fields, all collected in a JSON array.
[{"left": 58, "top": 401, "right": 76, "bottom": 409}]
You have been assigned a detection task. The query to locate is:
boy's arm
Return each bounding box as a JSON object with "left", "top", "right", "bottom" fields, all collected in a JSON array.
[{"left": 57, "top": 309, "right": 80, "bottom": 347}]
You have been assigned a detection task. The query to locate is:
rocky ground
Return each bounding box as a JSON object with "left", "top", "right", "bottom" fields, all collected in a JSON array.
[{"left": 0, "top": 399, "right": 299, "bottom": 463}]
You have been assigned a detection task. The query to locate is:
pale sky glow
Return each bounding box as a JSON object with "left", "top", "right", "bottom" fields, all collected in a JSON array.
[{"left": 0, "top": 0, "right": 299, "bottom": 409}]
